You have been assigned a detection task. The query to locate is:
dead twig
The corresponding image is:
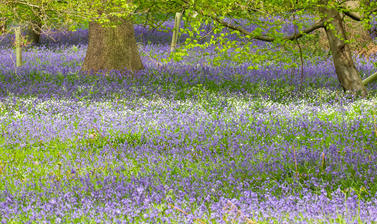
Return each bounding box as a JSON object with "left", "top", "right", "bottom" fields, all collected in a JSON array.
[
  {"left": 168, "top": 203, "right": 206, "bottom": 224},
  {"left": 92, "top": 125, "right": 117, "bottom": 149},
  {"left": 293, "top": 145, "right": 299, "bottom": 178},
  {"left": 223, "top": 200, "right": 258, "bottom": 224}
]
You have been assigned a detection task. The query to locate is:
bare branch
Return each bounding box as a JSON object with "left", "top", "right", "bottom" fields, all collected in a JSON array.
[{"left": 12, "top": 0, "right": 41, "bottom": 9}]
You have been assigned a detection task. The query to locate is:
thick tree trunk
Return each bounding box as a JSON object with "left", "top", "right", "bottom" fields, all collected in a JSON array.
[
  {"left": 320, "top": 4, "right": 367, "bottom": 96},
  {"left": 81, "top": 18, "right": 144, "bottom": 74}
]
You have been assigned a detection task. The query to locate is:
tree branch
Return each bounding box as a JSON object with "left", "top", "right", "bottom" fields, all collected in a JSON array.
[
  {"left": 342, "top": 10, "right": 361, "bottom": 21},
  {"left": 340, "top": 6, "right": 377, "bottom": 22},
  {"left": 201, "top": 10, "right": 326, "bottom": 42},
  {"left": 285, "top": 19, "right": 326, "bottom": 41},
  {"left": 12, "top": 0, "right": 41, "bottom": 9}
]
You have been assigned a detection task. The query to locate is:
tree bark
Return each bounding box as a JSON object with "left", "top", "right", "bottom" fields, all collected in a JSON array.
[
  {"left": 0, "top": 17, "right": 6, "bottom": 34},
  {"left": 25, "top": 22, "right": 42, "bottom": 45},
  {"left": 363, "top": 71, "right": 377, "bottom": 85},
  {"left": 320, "top": 3, "right": 367, "bottom": 96},
  {"left": 25, "top": 9, "right": 43, "bottom": 46},
  {"left": 81, "top": 18, "right": 144, "bottom": 74}
]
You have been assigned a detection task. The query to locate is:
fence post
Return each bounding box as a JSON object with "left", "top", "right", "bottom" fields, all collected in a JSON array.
[
  {"left": 170, "top": 12, "right": 182, "bottom": 54},
  {"left": 15, "top": 26, "right": 22, "bottom": 67}
]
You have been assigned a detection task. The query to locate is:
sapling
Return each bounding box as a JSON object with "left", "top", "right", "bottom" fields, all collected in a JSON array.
[{"left": 15, "top": 26, "right": 22, "bottom": 67}]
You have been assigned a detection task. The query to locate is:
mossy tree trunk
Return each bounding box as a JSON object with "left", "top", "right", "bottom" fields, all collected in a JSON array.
[{"left": 81, "top": 18, "right": 144, "bottom": 74}]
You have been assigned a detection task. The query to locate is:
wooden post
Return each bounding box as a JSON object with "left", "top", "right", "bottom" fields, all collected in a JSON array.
[
  {"left": 362, "top": 72, "right": 377, "bottom": 86},
  {"left": 170, "top": 12, "right": 182, "bottom": 54},
  {"left": 15, "top": 26, "right": 22, "bottom": 67}
]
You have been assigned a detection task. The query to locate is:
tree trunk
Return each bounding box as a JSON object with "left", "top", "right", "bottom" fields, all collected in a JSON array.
[
  {"left": 0, "top": 17, "right": 6, "bottom": 34},
  {"left": 320, "top": 3, "right": 367, "bottom": 96},
  {"left": 81, "top": 18, "right": 144, "bottom": 74},
  {"left": 25, "top": 13, "right": 43, "bottom": 46},
  {"left": 25, "top": 23, "right": 42, "bottom": 45}
]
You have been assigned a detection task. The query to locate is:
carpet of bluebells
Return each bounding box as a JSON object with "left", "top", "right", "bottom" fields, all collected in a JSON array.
[{"left": 0, "top": 18, "right": 377, "bottom": 224}]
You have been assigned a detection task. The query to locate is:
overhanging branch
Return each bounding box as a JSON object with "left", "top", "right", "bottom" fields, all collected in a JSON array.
[
  {"left": 285, "top": 19, "right": 326, "bottom": 41},
  {"left": 342, "top": 10, "right": 361, "bottom": 21},
  {"left": 201, "top": 10, "right": 325, "bottom": 42},
  {"left": 12, "top": 1, "right": 41, "bottom": 9},
  {"left": 340, "top": 7, "right": 361, "bottom": 21},
  {"left": 340, "top": 6, "right": 377, "bottom": 22}
]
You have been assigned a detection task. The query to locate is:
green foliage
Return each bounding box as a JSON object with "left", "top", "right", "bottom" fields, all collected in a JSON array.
[{"left": 2, "top": 0, "right": 377, "bottom": 71}]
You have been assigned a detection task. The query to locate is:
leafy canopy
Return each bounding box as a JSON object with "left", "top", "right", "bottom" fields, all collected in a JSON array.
[{"left": 2, "top": 0, "right": 377, "bottom": 68}]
